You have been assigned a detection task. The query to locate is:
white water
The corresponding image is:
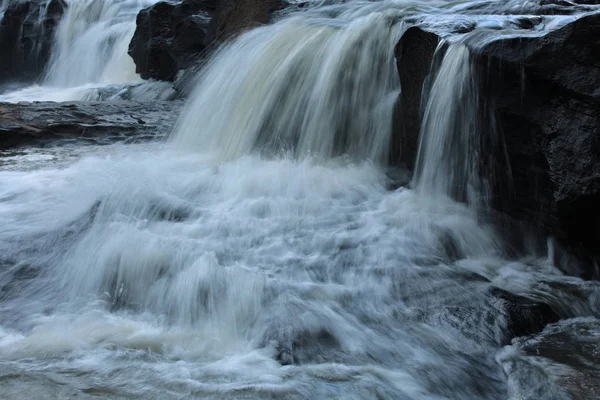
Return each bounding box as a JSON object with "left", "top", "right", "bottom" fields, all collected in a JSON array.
[
  {"left": 0, "top": 0, "right": 168, "bottom": 102},
  {"left": 413, "top": 43, "right": 482, "bottom": 204},
  {"left": 173, "top": 6, "right": 403, "bottom": 163},
  {"left": 2, "top": 0, "right": 600, "bottom": 399}
]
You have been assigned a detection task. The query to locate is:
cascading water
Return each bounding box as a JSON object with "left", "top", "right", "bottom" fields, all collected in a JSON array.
[
  {"left": 173, "top": 4, "right": 405, "bottom": 163},
  {"left": 0, "top": 0, "right": 174, "bottom": 102},
  {"left": 413, "top": 43, "right": 483, "bottom": 204},
  {"left": 44, "top": 0, "right": 153, "bottom": 87},
  {"left": 1, "top": 1, "right": 600, "bottom": 399}
]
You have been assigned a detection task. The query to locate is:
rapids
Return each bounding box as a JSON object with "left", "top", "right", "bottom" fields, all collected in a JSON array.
[{"left": 1, "top": 0, "right": 600, "bottom": 399}]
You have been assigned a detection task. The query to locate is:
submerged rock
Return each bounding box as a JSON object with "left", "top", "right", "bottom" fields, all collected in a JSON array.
[
  {"left": 129, "top": 0, "right": 284, "bottom": 82},
  {"left": 0, "top": 100, "right": 182, "bottom": 149},
  {"left": 0, "top": 0, "right": 67, "bottom": 83}
]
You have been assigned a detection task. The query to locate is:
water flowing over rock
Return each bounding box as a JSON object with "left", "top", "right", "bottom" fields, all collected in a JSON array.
[
  {"left": 129, "top": 0, "right": 285, "bottom": 82},
  {"left": 2, "top": 0, "right": 600, "bottom": 398},
  {"left": 0, "top": 0, "right": 67, "bottom": 84},
  {"left": 394, "top": 13, "right": 600, "bottom": 278},
  {"left": 478, "top": 12, "right": 600, "bottom": 271}
]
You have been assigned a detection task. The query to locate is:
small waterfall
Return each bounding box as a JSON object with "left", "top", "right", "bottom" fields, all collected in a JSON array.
[
  {"left": 0, "top": 0, "right": 7, "bottom": 17},
  {"left": 172, "top": 6, "right": 405, "bottom": 164},
  {"left": 44, "top": 0, "right": 158, "bottom": 87},
  {"left": 413, "top": 43, "right": 484, "bottom": 205}
]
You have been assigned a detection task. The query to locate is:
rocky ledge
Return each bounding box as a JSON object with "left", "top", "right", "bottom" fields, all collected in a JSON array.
[
  {"left": 0, "top": 101, "right": 183, "bottom": 149},
  {"left": 128, "top": 0, "right": 285, "bottom": 82},
  {"left": 394, "top": 13, "right": 600, "bottom": 279}
]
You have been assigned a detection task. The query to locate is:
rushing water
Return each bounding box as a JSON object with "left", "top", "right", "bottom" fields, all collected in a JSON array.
[
  {"left": 0, "top": 0, "right": 173, "bottom": 102},
  {"left": 1, "top": 0, "right": 600, "bottom": 399}
]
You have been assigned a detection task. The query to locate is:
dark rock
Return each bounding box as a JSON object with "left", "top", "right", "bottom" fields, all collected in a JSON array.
[
  {"left": 0, "top": 100, "right": 182, "bottom": 148},
  {"left": 475, "top": 13, "right": 600, "bottom": 270},
  {"left": 211, "top": 0, "right": 285, "bottom": 41},
  {"left": 0, "top": 0, "right": 67, "bottom": 83},
  {"left": 128, "top": 0, "right": 214, "bottom": 82},
  {"left": 489, "top": 287, "right": 560, "bottom": 343},
  {"left": 393, "top": 15, "right": 600, "bottom": 278},
  {"left": 391, "top": 26, "right": 439, "bottom": 169},
  {"left": 419, "top": 286, "right": 560, "bottom": 346},
  {"left": 505, "top": 319, "right": 600, "bottom": 399},
  {"left": 128, "top": 0, "right": 285, "bottom": 82}
]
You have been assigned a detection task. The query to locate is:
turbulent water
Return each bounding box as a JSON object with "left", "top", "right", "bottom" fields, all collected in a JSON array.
[{"left": 1, "top": 0, "right": 600, "bottom": 399}]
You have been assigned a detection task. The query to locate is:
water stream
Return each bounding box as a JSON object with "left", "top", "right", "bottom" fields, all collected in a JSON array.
[{"left": 1, "top": 0, "right": 600, "bottom": 399}]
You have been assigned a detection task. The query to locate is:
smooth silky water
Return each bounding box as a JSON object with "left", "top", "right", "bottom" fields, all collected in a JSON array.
[
  {"left": 0, "top": 0, "right": 174, "bottom": 102},
  {"left": 1, "top": 0, "right": 600, "bottom": 399}
]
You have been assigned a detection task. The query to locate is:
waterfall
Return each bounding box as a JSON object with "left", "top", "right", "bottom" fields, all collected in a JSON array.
[
  {"left": 172, "top": 5, "right": 405, "bottom": 164},
  {"left": 2, "top": 1, "right": 600, "bottom": 398},
  {"left": 413, "top": 43, "right": 484, "bottom": 205},
  {"left": 44, "top": 0, "right": 158, "bottom": 87}
]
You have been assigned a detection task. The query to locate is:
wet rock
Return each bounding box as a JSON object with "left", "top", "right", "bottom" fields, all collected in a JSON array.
[
  {"left": 0, "top": 100, "right": 182, "bottom": 149},
  {"left": 419, "top": 286, "right": 560, "bottom": 346},
  {"left": 0, "top": 0, "right": 67, "bottom": 83},
  {"left": 393, "top": 15, "right": 600, "bottom": 278},
  {"left": 502, "top": 318, "right": 600, "bottom": 399},
  {"left": 476, "top": 13, "right": 600, "bottom": 271},
  {"left": 391, "top": 26, "right": 439, "bottom": 169},
  {"left": 128, "top": 0, "right": 215, "bottom": 82},
  {"left": 489, "top": 287, "right": 560, "bottom": 343},
  {"left": 129, "top": 0, "right": 285, "bottom": 82},
  {"left": 211, "top": 0, "right": 285, "bottom": 41}
]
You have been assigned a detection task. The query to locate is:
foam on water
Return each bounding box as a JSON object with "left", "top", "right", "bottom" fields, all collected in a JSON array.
[{"left": 2, "top": 0, "right": 600, "bottom": 398}]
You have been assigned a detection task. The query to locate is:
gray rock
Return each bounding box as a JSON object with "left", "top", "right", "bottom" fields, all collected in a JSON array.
[{"left": 0, "top": 100, "right": 182, "bottom": 148}]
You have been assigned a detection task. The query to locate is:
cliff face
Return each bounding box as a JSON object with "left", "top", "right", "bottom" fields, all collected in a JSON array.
[{"left": 394, "top": 14, "right": 600, "bottom": 279}]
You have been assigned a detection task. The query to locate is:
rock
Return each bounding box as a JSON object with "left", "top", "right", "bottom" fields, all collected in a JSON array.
[
  {"left": 475, "top": 13, "right": 600, "bottom": 270},
  {"left": 128, "top": 0, "right": 285, "bottom": 82},
  {"left": 489, "top": 287, "right": 560, "bottom": 343},
  {"left": 0, "top": 100, "right": 182, "bottom": 148},
  {"left": 393, "top": 15, "right": 600, "bottom": 277},
  {"left": 0, "top": 0, "right": 67, "bottom": 83},
  {"left": 211, "top": 0, "right": 285, "bottom": 41},
  {"left": 391, "top": 26, "right": 439, "bottom": 169},
  {"left": 502, "top": 318, "right": 600, "bottom": 399},
  {"left": 420, "top": 286, "right": 560, "bottom": 346},
  {"left": 128, "top": 0, "right": 215, "bottom": 82}
]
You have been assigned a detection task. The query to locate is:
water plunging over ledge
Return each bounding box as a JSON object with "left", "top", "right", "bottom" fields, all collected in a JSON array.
[{"left": 1, "top": 0, "right": 600, "bottom": 399}]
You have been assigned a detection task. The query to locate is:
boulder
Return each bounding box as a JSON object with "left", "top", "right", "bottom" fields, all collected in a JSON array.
[
  {"left": 393, "top": 14, "right": 600, "bottom": 277},
  {"left": 128, "top": 0, "right": 285, "bottom": 82},
  {"left": 128, "top": 0, "right": 215, "bottom": 82},
  {"left": 0, "top": 0, "right": 67, "bottom": 83},
  {"left": 0, "top": 100, "right": 182, "bottom": 148}
]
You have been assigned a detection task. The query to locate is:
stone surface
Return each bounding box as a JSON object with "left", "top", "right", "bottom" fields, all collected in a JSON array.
[
  {"left": 128, "top": 0, "right": 215, "bottom": 82},
  {"left": 391, "top": 26, "right": 439, "bottom": 169},
  {"left": 393, "top": 14, "right": 600, "bottom": 277},
  {"left": 0, "top": 100, "right": 182, "bottom": 148},
  {"left": 128, "top": 0, "right": 285, "bottom": 82},
  {"left": 211, "top": 0, "right": 284, "bottom": 41},
  {"left": 0, "top": 0, "right": 67, "bottom": 83},
  {"left": 477, "top": 13, "right": 600, "bottom": 263}
]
